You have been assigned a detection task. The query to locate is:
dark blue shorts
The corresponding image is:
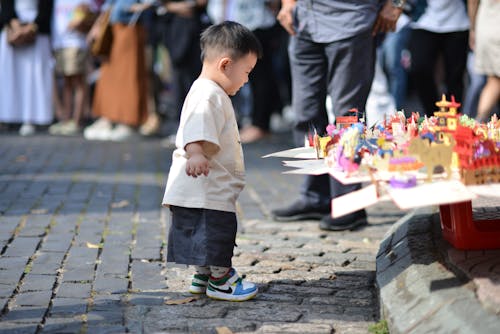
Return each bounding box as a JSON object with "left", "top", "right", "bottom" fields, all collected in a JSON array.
[{"left": 167, "top": 206, "right": 237, "bottom": 267}]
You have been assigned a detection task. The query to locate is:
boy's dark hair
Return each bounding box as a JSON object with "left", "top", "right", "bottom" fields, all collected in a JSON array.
[{"left": 200, "top": 21, "right": 263, "bottom": 62}]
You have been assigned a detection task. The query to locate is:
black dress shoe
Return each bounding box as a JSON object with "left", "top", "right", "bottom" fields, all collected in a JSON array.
[
  {"left": 319, "top": 210, "right": 368, "bottom": 231},
  {"left": 271, "top": 200, "right": 331, "bottom": 222}
]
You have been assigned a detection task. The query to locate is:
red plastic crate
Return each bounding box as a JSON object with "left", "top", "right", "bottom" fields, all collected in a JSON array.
[{"left": 439, "top": 201, "right": 500, "bottom": 250}]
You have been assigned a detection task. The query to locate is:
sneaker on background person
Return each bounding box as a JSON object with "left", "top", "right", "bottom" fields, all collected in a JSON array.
[
  {"left": 271, "top": 200, "right": 368, "bottom": 231},
  {"left": 83, "top": 118, "right": 113, "bottom": 141},
  {"left": 19, "top": 124, "right": 36, "bottom": 136},
  {"left": 49, "top": 120, "right": 80, "bottom": 136},
  {"left": 271, "top": 200, "right": 331, "bottom": 222},
  {"left": 109, "top": 124, "right": 137, "bottom": 142},
  {"left": 319, "top": 210, "right": 368, "bottom": 231}
]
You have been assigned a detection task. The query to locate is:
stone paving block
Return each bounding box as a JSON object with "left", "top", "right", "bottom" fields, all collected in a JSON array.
[
  {"left": 136, "top": 305, "right": 229, "bottom": 333},
  {"left": 93, "top": 276, "right": 128, "bottom": 294},
  {"left": 60, "top": 266, "right": 95, "bottom": 282},
  {"left": 65, "top": 246, "right": 99, "bottom": 262},
  {"left": 50, "top": 297, "right": 88, "bottom": 317},
  {"left": 130, "top": 261, "right": 166, "bottom": 291},
  {"left": 125, "top": 293, "right": 170, "bottom": 306},
  {"left": 0, "top": 268, "right": 24, "bottom": 285},
  {"left": 189, "top": 319, "right": 259, "bottom": 333},
  {"left": 19, "top": 274, "right": 56, "bottom": 292},
  {"left": 95, "top": 256, "right": 129, "bottom": 276},
  {"left": 0, "top": 217, "right": 20, "bottom": 235},
  {"left": 0, "top": 321, "right": 38, "bottom": 334},
  {"left": 56, "top": 282, "right": 91, "bottom": 299},
  {"left": 29, "top": 252, "right": 65, "bottom": 275},
  {"left": 13, "top": 291, "right": 52, "bottom": 307},
  {"left": 229, "top": 304, "right": 303, "bottom": 322},
  {"left": 40, "top": 317, "right": 83, "bottom": 333},
  {"left": 50, "top": 214, "right": 80, "bottom": 231},
  {"left": 0, "top": 256, "right": 30, "bottom": 270},
  {"left": 86, "top": 310, "right": 124, "bottom": 325},
  {"left": 17, "top": 215, "right": 51, "bottom": 238},
  {"left": 6, "top": 204, "right": 34, "bottom": 216},
  {"left": 0, "top": 284, "right": 16, "bottom": 298},
  {"left": 39, "top": 237, "right": 72, "bottom": 253},
  {"left": 3, "top": 237, "right": 40, "bottom": 258},
  {"left": 2, "top": 306, "right": 46, "bottom": 323},
  {"left": 131, "top": 247, "right": 161, "bottom": 260},
  {"left": 102, "top": 234, "right": 132, "bottom": 247},
  {"left": 86, "top": 324, "right": 129, "bottom": 334},
  {"left": 257, "top": 323, "right": 333, "bottom": 334}
]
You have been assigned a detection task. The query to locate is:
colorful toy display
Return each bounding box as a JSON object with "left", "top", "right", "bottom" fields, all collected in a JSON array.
[
  {"left": 264, "top": 95, "right": 499, "bottom": 249},
  {"left": 315, "top": 95, "right": 500, "bottom": 186}
]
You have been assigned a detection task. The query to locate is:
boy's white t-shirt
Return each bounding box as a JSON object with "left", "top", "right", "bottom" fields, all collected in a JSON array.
[{"left": 162, "top": 78, "right": 245, "bottom": 213}]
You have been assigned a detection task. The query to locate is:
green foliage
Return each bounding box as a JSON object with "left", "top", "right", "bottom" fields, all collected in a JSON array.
[{"left": 368, "top": 320, "right": 389, "bottom": 334}]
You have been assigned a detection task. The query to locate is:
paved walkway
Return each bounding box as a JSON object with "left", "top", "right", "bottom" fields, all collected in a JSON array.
[{"left": 1, "top": 131, "right": 499, "bottom": 333}]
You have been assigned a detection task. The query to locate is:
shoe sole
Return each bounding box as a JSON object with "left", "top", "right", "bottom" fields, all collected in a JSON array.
[
  {"left": 319, "top": 218, "right": 368, "bottom": 231},
  {"left": 189, "top": 287, "right": 207, "bottom": 294},
  {"left": 206, "top": 288, "right": 258, "bottom": 302},
  {"left": 272, "top": 212, "right": 327, "bottom": 222}
]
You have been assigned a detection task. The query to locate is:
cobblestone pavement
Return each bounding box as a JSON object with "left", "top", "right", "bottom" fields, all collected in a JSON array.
[{"left": 0, "top": 132, "right": 406, "bottom": 334}]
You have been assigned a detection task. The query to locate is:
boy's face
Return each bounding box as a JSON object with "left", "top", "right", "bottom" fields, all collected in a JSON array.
[{"left": 221, "top": 53, "right": 257, "bottom": 96}]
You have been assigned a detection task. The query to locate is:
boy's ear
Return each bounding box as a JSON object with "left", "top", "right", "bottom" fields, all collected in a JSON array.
[{"left": 218, "top": 57, "right": 232, "bottom": 71}]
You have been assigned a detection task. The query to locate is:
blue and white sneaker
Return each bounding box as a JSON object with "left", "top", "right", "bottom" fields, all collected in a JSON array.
[
  {"left": 206, "top": 268, "right": 258, "bottom": 302},
  {"left": 188, "top": 273, "right": 209, "bottom": 294}
]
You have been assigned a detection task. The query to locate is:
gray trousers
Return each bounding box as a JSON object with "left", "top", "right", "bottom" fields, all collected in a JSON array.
[{"left": 288, "top": 31, "right": 376, "bottom": 207}]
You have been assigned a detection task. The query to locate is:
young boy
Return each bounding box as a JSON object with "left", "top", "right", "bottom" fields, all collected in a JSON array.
[{"left": 162, "top": 21, "right": 262, "bottom": 301}]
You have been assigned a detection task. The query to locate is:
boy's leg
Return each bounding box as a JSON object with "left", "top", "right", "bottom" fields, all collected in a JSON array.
[
  {"left": 206, "top": 266, "right": 258, "bottom": 302},
  {"left": 189, "top": 265, "right": 210, "bottom": 294}
]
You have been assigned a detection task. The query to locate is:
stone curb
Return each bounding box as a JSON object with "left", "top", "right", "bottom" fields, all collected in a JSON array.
[{"left": 376, "top": 208, "right": 500, "bottom": 333}]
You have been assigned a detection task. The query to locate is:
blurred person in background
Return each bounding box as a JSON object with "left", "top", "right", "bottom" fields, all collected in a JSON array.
[
  {"left": 271, "top": 0, "right": 404, "bottom": 231},
  {"left": 0, "top": 0, "right": 54, "bottom": 136},
  {"left": 468, "top": 0, "right": 500, "bottom": 123},
  {"left": 207, "top": 0, "right": 283, "bottom": 143},
  {"left": 49, "top": 0, "right": 98, "bottom": 136},
  {"left": 157, "top": 0, "right": 208, "bottom": 139},
  {"left": 84, "top": 0, "right": 149, "bottom": 141},
  {"left": 408, "top": 0, "right": 469, "bottom": 117}
]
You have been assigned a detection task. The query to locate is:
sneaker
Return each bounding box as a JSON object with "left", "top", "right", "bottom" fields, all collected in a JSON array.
[
  {"left": 84, "top": 118, "right": 113, "bottom": 140},
  {"left": 271, "top": 200, "right": 331, "bottom": 222},
  {"left": 139, "top": 113, "right": 160, "bottom": 136},
  {"left": 49, "top": 120, "right": 79, "bottom": 136},
  {"left": 19, "top": 123, "right": 35, "bottom": 136},
  {"left": 319, "top": 210, "right": 368, "bottom": 231},
  {"left": 48, "top": 121, "right": 65, "bottom": 135},
  {"left": 188, "top": 274, "right": 209, "bottom": 294},
  {"left": 206, "top": 268, "right": 258, "bottom": 302},
  {"left": 109, "top": 124, "right": 137, "bottom": 142}
]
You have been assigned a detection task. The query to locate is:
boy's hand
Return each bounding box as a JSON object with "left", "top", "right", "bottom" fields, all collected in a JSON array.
[
  {"left": 185, "top": 142, "right": 210, "bottom": 177},
  {"left": 186, "top": 153, "right": 210, "bottom": 177}
]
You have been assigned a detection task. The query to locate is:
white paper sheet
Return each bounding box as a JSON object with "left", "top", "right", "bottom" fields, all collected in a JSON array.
[
  {"left": 331, "top": 184, "right": 381, "bottom": 218},
  {"left": 388, "top": 180, "right": 477, "bottom": 210},
  {"left": 262, "top": 147, "right": 317, "bottom": 159}
]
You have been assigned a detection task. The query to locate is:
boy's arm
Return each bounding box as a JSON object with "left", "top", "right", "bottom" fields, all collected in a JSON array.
[{"left": 185, "top": 141, "right": 211, "bottom": 178}]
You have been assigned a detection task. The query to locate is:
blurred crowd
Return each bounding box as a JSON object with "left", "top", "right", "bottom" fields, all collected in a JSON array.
[{"left": 0, "top": 0, "right": 498, "bottom": 142}]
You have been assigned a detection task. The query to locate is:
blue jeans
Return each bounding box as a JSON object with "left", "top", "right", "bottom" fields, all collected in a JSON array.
[{"left": 379, "top": 26, "right": 411, "bottom": 110}]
